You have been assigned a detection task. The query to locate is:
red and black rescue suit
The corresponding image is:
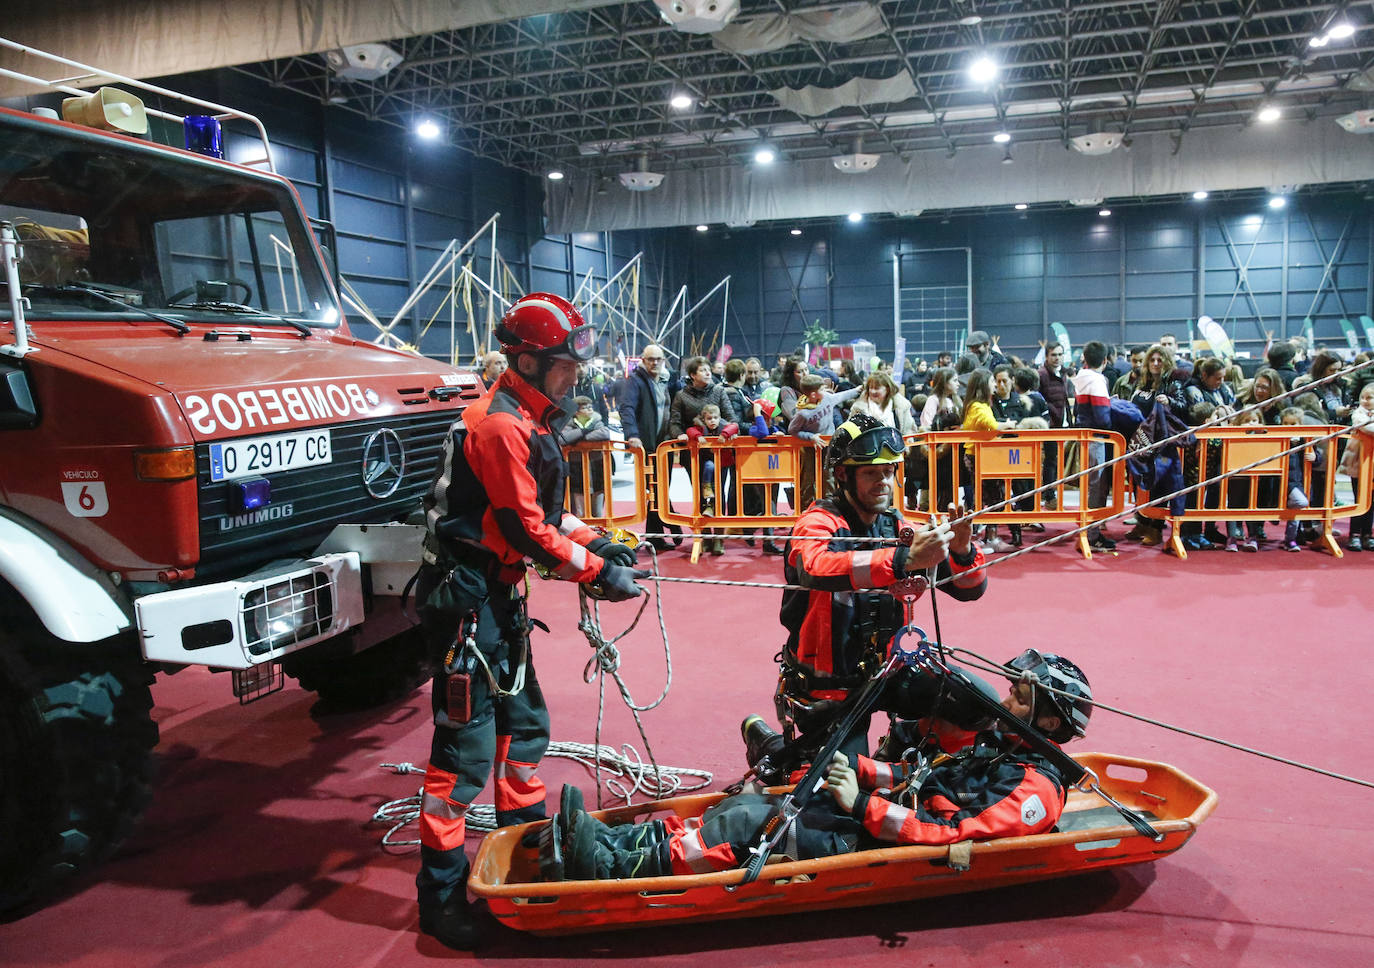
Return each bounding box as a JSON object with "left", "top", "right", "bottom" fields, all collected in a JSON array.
[
  {"left": 658, "top": 729, "right": 1069, "bottom": 875},
  {"left": 779, "top": 498, "right": 987, "bottom": 758},
  {"left": 415, "top": 369, "right": 604, "bottom": 916}
]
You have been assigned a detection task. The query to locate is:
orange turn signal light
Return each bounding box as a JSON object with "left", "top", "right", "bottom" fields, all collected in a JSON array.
[{"left": 134, "top": 446, "right": 197, "bottom": 481}]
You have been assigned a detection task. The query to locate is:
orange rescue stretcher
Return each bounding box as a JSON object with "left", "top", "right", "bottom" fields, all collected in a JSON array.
[{"left": 469, "top": 751, "right": 1217, "bottom": 937}]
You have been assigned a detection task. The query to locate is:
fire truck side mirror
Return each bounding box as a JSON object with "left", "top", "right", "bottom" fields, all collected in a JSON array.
[{"left": 0, "top": 362, "right": 39, "bottom": 429}]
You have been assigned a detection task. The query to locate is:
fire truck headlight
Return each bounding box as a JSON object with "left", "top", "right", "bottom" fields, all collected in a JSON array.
[{"left": 242, "top": 572, "right": 333, "bottom": 655}]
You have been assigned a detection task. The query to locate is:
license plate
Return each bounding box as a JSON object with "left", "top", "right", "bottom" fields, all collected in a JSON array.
[{"left": 209, "top": 429, "right": 333, "bottom": 481}]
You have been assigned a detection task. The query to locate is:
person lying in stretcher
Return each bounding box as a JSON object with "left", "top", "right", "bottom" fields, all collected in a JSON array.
[{"left": 539, "top": 651, "right": 1092, "bottom": 881}]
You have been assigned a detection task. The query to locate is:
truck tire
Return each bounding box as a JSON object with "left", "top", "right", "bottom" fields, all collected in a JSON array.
[
  {"left": 284, "top": 624, "right": 433, "bottom": 712},
  {"left": 0, "top": 629, "right": 157, "bottom": 915}
]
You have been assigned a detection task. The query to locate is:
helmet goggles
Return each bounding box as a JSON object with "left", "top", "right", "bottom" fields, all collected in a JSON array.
[
  {"left": 838, "top": 424, "right": 905, "bottom": 465},
  {"left": 557, "top": 323, "right": 598, "bottom": 362}
]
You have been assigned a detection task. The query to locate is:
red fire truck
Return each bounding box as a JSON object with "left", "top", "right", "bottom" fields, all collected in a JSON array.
[{"left": 0, "top": 42, "right": 481, "bottom": 910}]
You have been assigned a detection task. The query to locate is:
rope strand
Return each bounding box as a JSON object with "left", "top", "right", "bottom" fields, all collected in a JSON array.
[{"left": 942, "top": 645, "right": 1374, "bottom": 790}]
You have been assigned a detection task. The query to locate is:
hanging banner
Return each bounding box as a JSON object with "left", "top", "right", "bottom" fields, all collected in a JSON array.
[
  {"left": 891, "top": 337, "right": 907, "bottom": 383},
  {"left": 1340, "top": 318, "right": 1361, "bottom": 355}
]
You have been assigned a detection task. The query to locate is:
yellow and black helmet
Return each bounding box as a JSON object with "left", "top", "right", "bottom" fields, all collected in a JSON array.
[{"left": 826, "top": 413, "right": 906, "bottom": 471}]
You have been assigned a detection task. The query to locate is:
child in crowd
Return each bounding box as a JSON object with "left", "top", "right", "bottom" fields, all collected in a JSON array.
[
  {"left": 961, "top": 368, "right": 1015, "bottom": 551},
  {"left": 1341, "top": 383, "right": 1374, "bottom": 550},
  {"left": 1279, "top": 406, "right": 1324, "bottom": 552},
  {"left": 788, "top": 374, "right": 862, "bottom": 510},
  {"left": 1178, "top": 402, "right": 1219, "bottom": 551},
  {"left": 559, "top": 395, "right": 611, "bottom": 516},
  {"left": 686, "top": 403, "right": 740, "bottom": 555},
  {"left": 1225, "top": 407, "right": 1267, "bottom": 552}
]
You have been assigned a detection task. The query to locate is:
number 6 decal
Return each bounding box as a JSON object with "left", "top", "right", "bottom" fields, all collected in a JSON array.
[{"left": 61, "top": 481, "right": 109, "bottom": 517}]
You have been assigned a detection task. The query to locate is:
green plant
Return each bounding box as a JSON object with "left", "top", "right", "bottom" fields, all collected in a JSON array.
[{"left": 802, "top": 319, "right": 837, "bottom": 347}]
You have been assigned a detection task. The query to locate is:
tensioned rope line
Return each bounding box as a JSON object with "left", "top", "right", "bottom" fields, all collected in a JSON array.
[
  {"left": 373, "top": 364, "right": 1373, "bottom": 842},
  {"left": 942, "top": 644, "right": 1374, "bottom": 790}
]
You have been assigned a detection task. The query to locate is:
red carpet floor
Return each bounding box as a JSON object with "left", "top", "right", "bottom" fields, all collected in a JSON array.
[{"left": 2, "top": 531, "right": 1371, "bottom": 966}]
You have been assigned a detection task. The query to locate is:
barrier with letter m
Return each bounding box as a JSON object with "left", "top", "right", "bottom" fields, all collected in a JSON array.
[
  {"left": 1136, "top": 425, "right": 1372, "bottom": 559},
  {"left": 901, "top": 428, "right": 1129, "bottom": 558},
  {"left": 654, "top": 435, "right": 824, "bottom": 533}
]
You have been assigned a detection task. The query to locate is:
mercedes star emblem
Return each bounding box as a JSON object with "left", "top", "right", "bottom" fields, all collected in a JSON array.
[{"left": 361, "top": 428, "right": 406, "bottom": 498}]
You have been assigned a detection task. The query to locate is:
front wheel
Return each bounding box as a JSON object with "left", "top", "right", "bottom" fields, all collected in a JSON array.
[{"left": 0, "top": 629, "right": 157, "bottom": 914}]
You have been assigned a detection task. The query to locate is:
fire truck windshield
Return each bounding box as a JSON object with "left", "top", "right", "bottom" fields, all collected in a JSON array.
[{"left": 0, "top": 113, "right": 340, "bottom": 329}]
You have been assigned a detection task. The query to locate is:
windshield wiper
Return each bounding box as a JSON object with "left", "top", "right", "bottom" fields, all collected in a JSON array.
[
  {"left": 38, "top": 284, "right": 189, "bottom": 335},
  {"left": 168, "top": 300, "right": 312, "bottom": 338}
]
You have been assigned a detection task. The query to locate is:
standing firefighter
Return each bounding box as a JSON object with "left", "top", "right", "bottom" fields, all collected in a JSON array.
[{"left": 414, "top": 293, "right": 646, "bottom": 949}]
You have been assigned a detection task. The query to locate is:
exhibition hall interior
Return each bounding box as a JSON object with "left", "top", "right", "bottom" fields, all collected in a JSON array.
[{"left": 1, "top": 2, "right": 1372, "bottom": 966}]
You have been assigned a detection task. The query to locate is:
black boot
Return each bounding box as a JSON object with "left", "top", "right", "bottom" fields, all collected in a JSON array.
[
  {"left": 761, "top": 527, "right": 784, "bottom": 555},
  {"left": 418, "top": 890, "right": 482, "bottom": 951},
  {"left": 564, "top": 809, "right": 673, "bottom": 880},
  {"left": 742, "top": 714, "right": 785, "bottom": 768},
  {"left": 1009, "top": 524, "right": 1023, "bottom": 548}
]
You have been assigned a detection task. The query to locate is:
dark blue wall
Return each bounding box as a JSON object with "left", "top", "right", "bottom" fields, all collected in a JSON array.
[{"left": 689, "top": 198, "right": 1374, "bottom": 366}]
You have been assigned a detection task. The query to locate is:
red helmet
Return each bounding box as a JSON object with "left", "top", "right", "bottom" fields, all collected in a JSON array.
[{"left": 496, "top": 293, "right": 596, "bottom": 362}]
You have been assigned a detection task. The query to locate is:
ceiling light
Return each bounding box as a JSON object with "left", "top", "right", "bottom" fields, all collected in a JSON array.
[
  {"left": 790, "top": 228, "right": 802, "bottom": 236},
  {"left": 696, "top": 224, "right": 709, "bottom": 232},
  {"left": 754, "top": 147, "right": 776, "bottom": 165},
  {"left": 670, "top": 93, "right": 693, "bottom": 110},
  {"left": 1327, "top": 22, "right": 1356, "bottom": 40},
  {"left": 415, "top": 118, "right": 441, "bottom": 140},
  {"left": 968, "top": 55, "right": 999, "bottom": 86},
  {"left": 1268, "top": 196, "right": 1287, "bottom": 209},
  {"left": 1257, "top": 105, "right": 1281, "bottom": 123},
  {"left": 1309, "top": 34, "right": 1330, "bottom": 48},
  {"left": 847, "top": 212, "right": 863, "bottom": 223},
  {"left": 1001, "top": 148, "right": 1014, "bottom": 165},
  {"left": 992, "top": 131, "right": 1011, "bottom": 144},
  {"left": 546, "top": 170, "right": 564, "bottom": 181},
  {"left": 1014, "top": 203, "right": 1028, "bottom": 210},
  {"left": 1192, "top": 190, "right": 1209, "bottom": 200},
  {"left": 959, "top": 15, "right": 983, "bottom": 27},
  {"left": 1098, "top": 208, "right": 1112, "bottom": 217}
]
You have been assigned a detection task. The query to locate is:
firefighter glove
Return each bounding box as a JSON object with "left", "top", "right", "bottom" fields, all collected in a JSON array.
[
  {"left": 593, "top": 562, "right": 650, "bottom": 602},
  {"left": 587, "top": 536, "right": 638, "bottom": 567}
]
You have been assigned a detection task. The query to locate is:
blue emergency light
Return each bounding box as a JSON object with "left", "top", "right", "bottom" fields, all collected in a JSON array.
[
  {"left": 183, "top": 115, "right": 224, "bottom": 159},
  {"left": 230, "top": 477, "right": 271, "bottom": 512}
]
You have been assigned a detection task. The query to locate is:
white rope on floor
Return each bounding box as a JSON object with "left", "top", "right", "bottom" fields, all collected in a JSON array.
[{"left": 372, "top": 742, "right": 714, "bottom": 849}]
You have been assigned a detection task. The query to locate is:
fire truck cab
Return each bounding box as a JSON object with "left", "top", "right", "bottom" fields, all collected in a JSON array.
[{"left": 0, "top": 42, "right": 480, "bottom": 910}]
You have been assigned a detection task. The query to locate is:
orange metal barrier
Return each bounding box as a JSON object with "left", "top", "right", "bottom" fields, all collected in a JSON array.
[
  {"left": 654, "top": 436, "right": 823, "bottom": 561},
  {"left": 901, "top": 429, "right": 1129, "bottom": 559},
  {"left": 1135, "top": 426, "right": 1373, "bottom": 559},
  {"left": 561, "top": 440, "right": 647, "bottom": 530},
  {"left": 565, "top": 427, "right": 1370, "bottom": 563}
]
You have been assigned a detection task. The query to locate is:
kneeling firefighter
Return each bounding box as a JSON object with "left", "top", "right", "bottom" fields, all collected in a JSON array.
[
  {"left": 772, "top": 413, "right": 988, "bottom": 761},
  {"left": 413, "top": 293, "right": 647, "bottom": 949}
]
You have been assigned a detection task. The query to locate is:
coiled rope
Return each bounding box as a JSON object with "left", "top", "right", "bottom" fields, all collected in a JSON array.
[{"left": 372, "top": 546, "right": 710, "bottom": 847}]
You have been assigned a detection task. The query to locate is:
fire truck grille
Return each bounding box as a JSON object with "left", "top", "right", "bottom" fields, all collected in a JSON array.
[{"left": 195, "top": 410, "right": 459, "bottom": 576}]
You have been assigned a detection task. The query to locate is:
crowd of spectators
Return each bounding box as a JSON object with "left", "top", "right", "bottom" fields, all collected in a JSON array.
[{"left": 475, "top": 327, "right": 1374, "bottom": 555}]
